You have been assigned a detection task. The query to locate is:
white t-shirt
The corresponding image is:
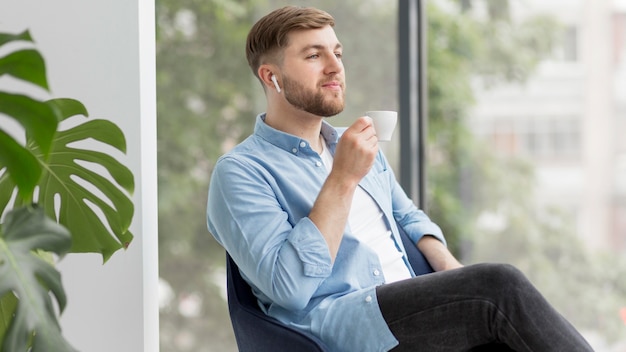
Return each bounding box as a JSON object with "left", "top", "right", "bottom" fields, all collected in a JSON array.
[{"left": 319, "top": 136, "right": 412, "bottom": 283}]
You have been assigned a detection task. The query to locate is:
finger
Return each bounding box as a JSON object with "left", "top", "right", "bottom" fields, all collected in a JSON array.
[
  {"left": 366, "top": 131, "right": 378, "bottom": 144},
  {"left": 349, "top": 116, "right": 374, "bottom": 132},
  {"left": 367, "top": 133, "right": 379, "bottom": 150}
]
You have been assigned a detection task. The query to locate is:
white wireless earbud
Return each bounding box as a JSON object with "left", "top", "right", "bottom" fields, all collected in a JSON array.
[{"left": 271, "top": 74, "right": 281, "bottom": 93}]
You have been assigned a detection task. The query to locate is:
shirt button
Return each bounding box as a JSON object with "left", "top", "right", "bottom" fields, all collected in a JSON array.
[
  {"left": 365, "top": 295, "right": 372, "bottom": 303},
  {"left": 291, "top": 148, "right": 298, "bottom": 153},
  {"left": 315, "top": 161, "right": 322, "bottom": 167},
  {"left": 299, "top": 141, "right": 307, "bottom": 148},
  {"left": 373, "top": 269, "right": 380, "bottom": 276}
]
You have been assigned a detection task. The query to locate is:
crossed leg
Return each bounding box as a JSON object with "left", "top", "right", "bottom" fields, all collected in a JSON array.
[{"left": 376, "top": 263, "right": 593, "bottom": 352}]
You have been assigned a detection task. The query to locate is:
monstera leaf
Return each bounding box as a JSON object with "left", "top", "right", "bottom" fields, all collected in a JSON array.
[
  {"left": 0, "top": 98, "right": 135, "bottom": 261},
  {"left": 0, "top": 205, "right": 75, "bottom": 352},
  {"left": 0, "top": 30, "right": 55, "bottom": 202},
  {"left": 42, "top": 100, "right": 134, "bottom": 260},
  {"left": 0, "top": 31, "right": 134, "bottom": 260},
  {"left": 0, "top": 29, "right": 135, "bottom": 351},
  {"left": 0, "top": 292, "right": 18, "bottom": 346},
  {"left": 0, "top": 31, "right": 47, "bottom": 90}
]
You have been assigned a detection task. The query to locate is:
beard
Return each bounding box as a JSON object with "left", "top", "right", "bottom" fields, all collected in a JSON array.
[{"left": 282, "top": 73, "right": 345, "bottom": 117}]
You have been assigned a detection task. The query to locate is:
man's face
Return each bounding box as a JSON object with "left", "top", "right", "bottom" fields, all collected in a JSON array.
[{"left": 280, "top": 26, "right": 346, "bottom": 117}]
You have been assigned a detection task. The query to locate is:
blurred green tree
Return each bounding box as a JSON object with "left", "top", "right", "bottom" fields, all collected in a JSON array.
[
  {"left": 425, "top": 0, "right": 559, "bottom": 255},
  {"left": 156, "top": 0, "right": 258, "bottom": 350}
]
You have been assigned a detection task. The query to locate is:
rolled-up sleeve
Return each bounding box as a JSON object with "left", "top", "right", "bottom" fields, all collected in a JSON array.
[
  {"left": 288, "top": 217, "right": 333, "bottom": 277},
  {"left": 207, "top": 156, "right": 332, "bottom": 310}
]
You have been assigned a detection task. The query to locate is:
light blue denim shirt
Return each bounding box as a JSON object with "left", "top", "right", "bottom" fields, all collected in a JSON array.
[{"left": 207, "top": 113, "right": 446, "bottom": 352}]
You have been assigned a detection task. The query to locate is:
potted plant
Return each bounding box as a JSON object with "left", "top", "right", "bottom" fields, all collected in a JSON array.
[{"left": 0, "top": 30, "right": 135, "bottom": 351}]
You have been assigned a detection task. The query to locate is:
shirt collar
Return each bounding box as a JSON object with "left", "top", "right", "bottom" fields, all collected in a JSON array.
[{"left": 254, "top": 113, "right": 340, "bottom": 153}]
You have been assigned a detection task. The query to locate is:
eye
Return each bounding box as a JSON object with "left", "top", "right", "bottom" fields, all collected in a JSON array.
[
  {"left": 335, "top": 52, "right": 343, "bottom": 59},
  {"left": 306, "top": 53, "right": 319, "bottom": 59}
]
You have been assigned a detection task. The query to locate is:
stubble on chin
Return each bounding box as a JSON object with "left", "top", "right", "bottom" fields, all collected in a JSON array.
[{"left": 283, "top": 76, "right": 346, "bottom": 117}]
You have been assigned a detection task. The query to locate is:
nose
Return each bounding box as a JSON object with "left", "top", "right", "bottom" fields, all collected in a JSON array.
[{"left": 324, "top": 53, "right": 343, "bottom": 75}]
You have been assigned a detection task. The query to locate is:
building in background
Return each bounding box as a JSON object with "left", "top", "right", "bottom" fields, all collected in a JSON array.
[{"left": 469, "top": 0, "right": 626, "bottom": 252}]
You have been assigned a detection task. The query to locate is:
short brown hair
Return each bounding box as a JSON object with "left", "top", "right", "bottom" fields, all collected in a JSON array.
[{"left": 245, "top": 6, "right": 335, "bottom": 79}]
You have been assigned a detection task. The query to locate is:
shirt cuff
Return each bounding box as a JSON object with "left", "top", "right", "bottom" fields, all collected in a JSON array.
[{"left": 287, "top": 217, "right": 333, "bottom": 277}]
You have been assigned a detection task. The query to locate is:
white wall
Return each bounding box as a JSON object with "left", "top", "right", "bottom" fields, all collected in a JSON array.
[{"left": 0, "top": 1, "right": 158, "bottom": 351}]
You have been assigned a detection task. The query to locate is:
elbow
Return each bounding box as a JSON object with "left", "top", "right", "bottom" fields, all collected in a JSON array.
[
  {"left": 273, "top": 295, "right": 310, "bottom": 311},
  {"left": 270, "top": 283, "right": 314, "bottom": 311},
  {"left": 265, "top": 251, "right": 330, "bottom": 311}
]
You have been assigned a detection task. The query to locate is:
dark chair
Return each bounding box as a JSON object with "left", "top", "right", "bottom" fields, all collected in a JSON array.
[
  {"left": 226, "top": 253, "right": 328, "bottom": 352},
  {"left": 225, "top": 225, "right": 432, "bottom": 352}
]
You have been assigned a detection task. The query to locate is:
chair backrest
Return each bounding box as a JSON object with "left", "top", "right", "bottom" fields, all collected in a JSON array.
[
  {"left": 226, "top": 253, "right": 328, "bottom": 352},
  {"left": 397, "top": 224, "right": 434, "bottom": 276},
  {"left": 225, "top": 224, "right": 433, "bottom": 352}
]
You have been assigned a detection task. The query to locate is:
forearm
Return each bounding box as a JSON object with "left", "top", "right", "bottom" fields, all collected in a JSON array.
[
  {"left": 309, "top": 116, "right": 378, "bottom": 262},
  {"left": 417, "top": 235, "right": 463, "bottom": 271},
  {"left": 309, "top": 172, "right": 358, "bottom": 262}
]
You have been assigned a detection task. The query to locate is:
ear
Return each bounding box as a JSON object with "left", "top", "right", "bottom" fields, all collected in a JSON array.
[{"left": 258, "top": 65, "right": 278, "bottom": 91}]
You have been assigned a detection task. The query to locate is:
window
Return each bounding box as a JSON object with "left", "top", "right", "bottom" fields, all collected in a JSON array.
[
  {"left": 477, "top": 116, "right": 581, "bottom": 159},
  {"left": 157, "top": 1, "right": 626, "bottom": 350},
  {"left": 440, "top": 0, "right": 626, "bottom": 348}
]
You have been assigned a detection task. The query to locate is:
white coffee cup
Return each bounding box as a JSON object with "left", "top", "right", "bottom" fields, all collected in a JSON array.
[{"left": 366, "top": 111, "right": 398, "bottom": 141}]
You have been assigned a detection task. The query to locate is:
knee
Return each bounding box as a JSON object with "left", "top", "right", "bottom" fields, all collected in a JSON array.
[
  {"left": 472, "top": 263, "right": 532, "bottom": 293},
  {"left": 483, "top": 263, "right": 525, "bottom": 279}
]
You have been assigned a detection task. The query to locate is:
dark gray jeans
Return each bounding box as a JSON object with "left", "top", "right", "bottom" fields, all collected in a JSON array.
[{"left": 376, "top": 263, "right": 594, "bottom": 351}]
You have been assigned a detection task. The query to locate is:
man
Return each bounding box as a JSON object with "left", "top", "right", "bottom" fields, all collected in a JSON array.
[{"left": 207, "top": 5, "right": 593, "bottom": 352}]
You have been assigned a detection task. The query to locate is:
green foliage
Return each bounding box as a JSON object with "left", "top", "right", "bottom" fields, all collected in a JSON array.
[
  {"left": 0, "top": 206, "right": 74, "bottom": 352},
  {"left": 156, "top": 2, "right": 260, "bottom": 349},
  {"left": 0, "top": 293, "right": 18, "bottom": 347},
  {"left": 156, "top": 0, "right": 258, "bottom": 271},
  {"left": 424, "top": 1, "right": 558, "bottom": 254},
  {"left": 0, "top": 32, "right": 48, "bottom": 91},
  {"left": 0, "top": 32, "right": 56, "bottom": 203},
  {"left": 0, "top": 31, "right": 135, "bottom": 260},
  {"left": 28, "top": 102, "right": 134, "bottom": 259},
  {"left": 0, "top": 30, "right": 135, "bottom": 350}
]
